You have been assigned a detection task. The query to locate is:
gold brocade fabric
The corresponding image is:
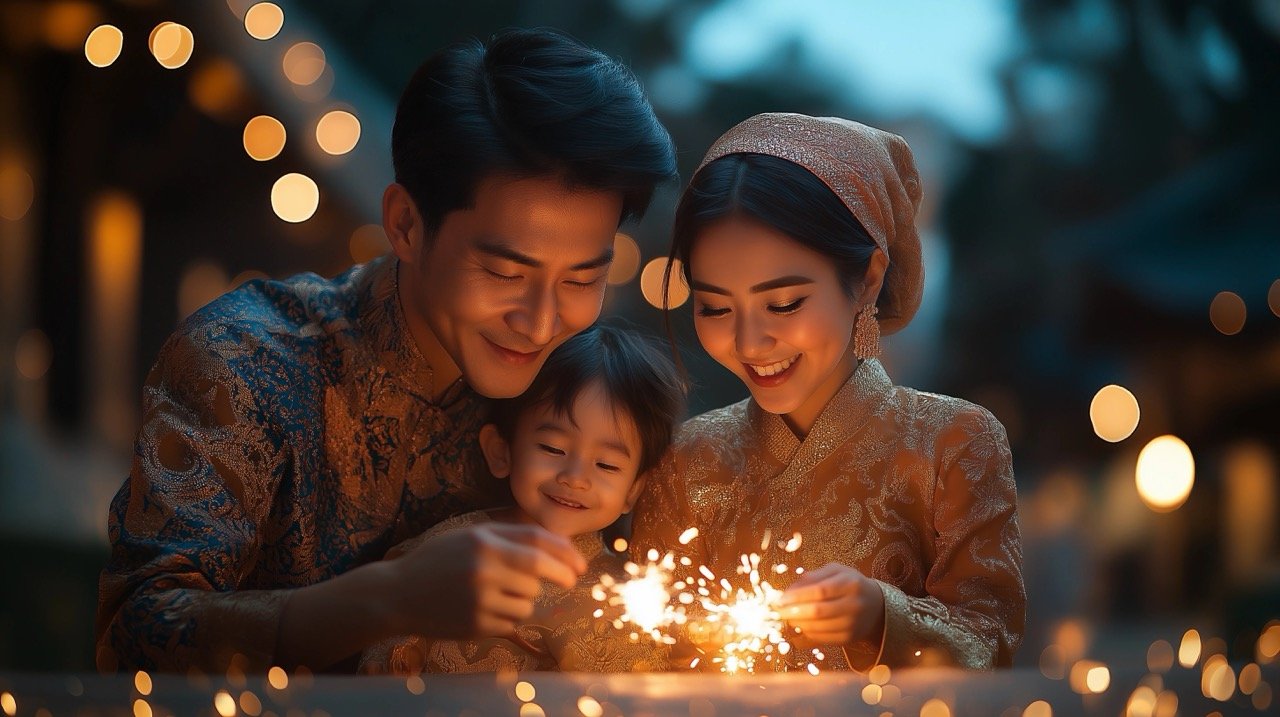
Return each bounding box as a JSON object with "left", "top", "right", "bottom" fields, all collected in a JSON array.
[
  {"left": 95, "top": 256, "right": 511, "bottom": 672},
  {"left": 359, "top": 511, "right": 669, "bottom": 674},
  {"left": 631, "top": 359, "right": 1025, "bottom": 670}
]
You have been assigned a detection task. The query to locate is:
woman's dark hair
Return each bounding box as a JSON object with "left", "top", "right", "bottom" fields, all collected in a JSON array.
[
  {"left": 489, "top": 324, "right": 686, "bottom": 476},
  {"left": 392, "top": 28, "right": 678, "bottom": 233},
  {"left": 666, "top": 153, "right": 878, "bottom": 303}
]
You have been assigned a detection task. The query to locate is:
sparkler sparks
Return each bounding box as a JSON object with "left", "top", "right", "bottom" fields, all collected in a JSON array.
[{"left": 594, "top": 529, "right": 818, "bottom": 674}]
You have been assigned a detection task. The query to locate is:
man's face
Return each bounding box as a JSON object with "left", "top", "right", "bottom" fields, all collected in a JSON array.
[{"left": 402, "top": 175, "right": 621, "bottom": 398}]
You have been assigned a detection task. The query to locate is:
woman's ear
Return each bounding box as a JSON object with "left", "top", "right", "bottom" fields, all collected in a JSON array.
[
  {"left": 622, "top": 472, "right": 648, "bottom": 514},
  {"left": 857, "top": 248, "right": 890, "bottom": 307},
  {"left": 382, "top": 183, "right": 427, "bottom": 265},
  {"left": 478, "top": 424, "right": 512, "bottom": 479}
]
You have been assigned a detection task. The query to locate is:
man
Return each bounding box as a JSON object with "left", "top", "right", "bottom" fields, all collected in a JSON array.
[{"left": 95, "top": 28, "right": 677, "bottom": 672}]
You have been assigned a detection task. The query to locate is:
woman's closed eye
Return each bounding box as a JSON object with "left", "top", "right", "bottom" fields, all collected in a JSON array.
[
  {"left": 697, "top": 303, "right": 730, "bottom": 318},
  {"left": 768, "top": 297, "right": 807, "bottom": 314}
]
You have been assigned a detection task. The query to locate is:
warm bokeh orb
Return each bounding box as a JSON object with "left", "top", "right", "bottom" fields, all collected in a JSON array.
[
  {"left": 15, "top": 330, "right": 53, "bottom": 380},
  {"left": 44, "top": 2, "right": 100, "bottom": 51},
  {"left": 641, "top": 257, "right": 689, "bottom": 309},
  {"left": 84, "top": 24, "right": 123, "bottom": 67},
  {"left": 283, "top": 42, "right": 325, "bottom": 86},
  {"left": 244, "top": 2, "right": 284, "bottom": 40},
  {"left": 315, "top": 110, "right": 361, "bottom": 155},
  {"left": 0, "top": 160, "right": 35, "bottom": 221},
  {"left": 149, "top": 22, "right": 194, "bottom": 69},
  {"left": 1209, "top": 291, "right": 1246, "bottom": 335},
  {"left": 270, "top": 173, "right": 319, "bottom": 223},
  {"left": 243, "top": 115, "right": 286, "bottom": 161},
  {"left": 1089, "top": 384, "right": 1140, "bottom": 443},
  {"left": 1135, "top": 435, "right": 1195, "bottom": 512},
  {"left": 1269, "top": 279, "right": 1280, "bottom": 318},
  {"left": 189, "top": 59, "right": 246, "bottom": 120},
  {"left": 607, "top": 233, "right": 641, "bottom": 285},
  {"left": 178, "top": 261, "right": 229, "bottom": 319},
  {"left": 348, "top": 224, "right": 389, "bottom": 263}
]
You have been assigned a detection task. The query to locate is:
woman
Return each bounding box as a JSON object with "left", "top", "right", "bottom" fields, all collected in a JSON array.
[{"left": 631, "top": 113, "right": 1025, "bottom": 670}]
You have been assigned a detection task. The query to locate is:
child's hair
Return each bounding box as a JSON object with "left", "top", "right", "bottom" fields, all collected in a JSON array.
[{"left": 489, "top": 323, "right": 686, "bottom": 476}]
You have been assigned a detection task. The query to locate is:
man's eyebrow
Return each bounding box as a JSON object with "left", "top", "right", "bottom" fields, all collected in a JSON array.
[
  {"left": 476, "top": 240, "right": 541, "bottom": 268},
  {"left": 690, "top": 275, "right": 815, "bottom": 295},
  {"left": 475, "top": 240, "right": 614, "bottom": 272}
]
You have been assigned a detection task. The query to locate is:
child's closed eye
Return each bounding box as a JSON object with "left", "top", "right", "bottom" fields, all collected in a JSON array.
[{"left": 538, "top": 443, "right": 565, "bottom": 455}]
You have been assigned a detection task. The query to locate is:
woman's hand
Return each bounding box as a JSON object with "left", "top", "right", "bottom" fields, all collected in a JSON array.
[{"left": 777, "top": 563, "right": 885, "bottom": 647}]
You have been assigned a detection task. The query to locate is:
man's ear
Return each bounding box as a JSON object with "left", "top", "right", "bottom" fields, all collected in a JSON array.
[
  {"left": 622, "top": 471, "right": 648, "bottom": 514},
  {"left": 382, "top": 183, "right": 427, "bottom": 265},
  {"left": 478, "top": 424, "right": 512, "bottom": 479}
]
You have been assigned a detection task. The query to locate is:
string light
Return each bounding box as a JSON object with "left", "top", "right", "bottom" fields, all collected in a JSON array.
[
  {"left": 270, "top": 173, "right": 319, "bottom": 222},
  {"left": 640, "top": 257, "right": 689, "bottom": 309},
  {"left": 244, "top": 2, "right": 284, "bottom": 40},
  {"left": 607, "top": 233, "right": 641, "bottom": 285},
  {"left": 1089, "top": 385, "right": 1140, "bottom": 443},
  {"left": 1136, "top": 436, "right": 1195, "bottom": 512},
  {"left": 315, "top": 110, "right": 360, "bottom": 155}
]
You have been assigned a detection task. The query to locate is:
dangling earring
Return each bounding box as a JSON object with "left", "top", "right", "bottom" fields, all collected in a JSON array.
[{"left": 853, "top": 304, "right": 880, "bottom": 360}]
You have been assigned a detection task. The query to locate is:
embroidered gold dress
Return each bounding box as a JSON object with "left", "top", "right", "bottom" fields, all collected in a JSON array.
[
  {"left": 95, "top": 255, "right": 511, "bottom": 672},
  {"left": 631, "top": 359, "right": 1025, "bottom": 670},
  {"left": 359, "top": 511, "right": 668, "bottom": 673}
]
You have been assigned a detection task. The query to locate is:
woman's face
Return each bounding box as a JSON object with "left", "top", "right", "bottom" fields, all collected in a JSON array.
[{"left": 688, "top": 215, "right": 862, "bottom": 434}]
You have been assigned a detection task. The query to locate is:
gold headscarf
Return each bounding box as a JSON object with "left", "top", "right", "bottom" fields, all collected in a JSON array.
[{"left": 695, "top": 112, "right": 925, "bottom": 335}]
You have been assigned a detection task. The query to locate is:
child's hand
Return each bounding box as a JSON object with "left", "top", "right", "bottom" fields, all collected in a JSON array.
[
  {"left": 389, "top": 523, "right": 588, "bottom": 638},
  {"left": 776, "top": 563, "right": 885, "bottom": 647}
]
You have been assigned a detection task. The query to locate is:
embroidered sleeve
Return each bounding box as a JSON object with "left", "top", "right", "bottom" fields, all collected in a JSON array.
[
  {"left": 95, "top": 329, "right": 291, "bottom": 672},
  {"left": 877, "top": 408, "right": 1026, "bottom": 669}
]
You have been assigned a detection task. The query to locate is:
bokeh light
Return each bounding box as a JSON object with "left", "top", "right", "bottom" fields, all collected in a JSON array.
[
  {"left": 607, "top": 233, "right": 641, "bottom": 285},
  {"left": 149, "top": 22, "right": 194, "bottom": 69},
  {"left": 1146, "top": 639, "right": 1174, "bottom": 673},
  {"left": 133, "top": 671, "right": 152, "bottom": 695},
  {"left": 641, "top": 257, "right": 689, "bottom": 309},
  {"left": 919, "top": 697, "right": 951, "bottom": 717},
  {"left": 266, "top": 666, "right": 287, "bottom": 690},
  {"left": 0, "top": 160, "right": 35, "bottom": 221},
  {"left": 271, "top": 173, "right": 319, "bottom": 222},
  {"left": 1201, "top": 655, "right": 1234, "bottom": 701},
  {"left": 132, "top": 699, "right": 151, "bottom": 717},
  {"left": 189, "top": 59, "right": 247, "bottom": 121},
  {"left": 1269, "top": 279, "right": 1280, "bottom": 318},
  {"left": 1135, "top": 435, "right": 1195, "bottom": 512},
  {"left": 1259, "top": 622, "right": 1280, "bottom": 661},
  {"left": 213, "top": 690, "right": 234, "bottom": 717},
  {"left": 514, "top": 681, "right": 535, "bottom": 702},
  {"left": 283, "top": 42, "right": 325, "bottom": 85},
  {"left": 84, "top": 24, "right": 123, "bottom": 67},
  {"left": 1208, "top": 291, "right": 1246, "bottom": 335},
  {"left": 243, "top": 115, "right": 286, "bottom": 161},
  {"left": 1089, "top": 384, "right": 1140, "bottom": 443},
  {"left": 179, "top": 261, "right": 229, "bottom": 319},
  {"left": 577, "top": 696, "right": 603, "bottom": 717},
  {"left": 405, "top": 675, "right": 425, "bottom": 695},
  {"left": 238, "top": 690, "right": 262, "bottom": 715},
  {"left": 1022, "top": 700, "right": 1052, "bottom": 717},
  {"left": 519, "top": 704, "right": 545, "bottom": 717},
  {"left": 1239, "top": 663, "right": 1261, "bottom": 694},
  {"left": 43, "top": 2, "right": 100, "bottom": 51},
  {"left": 348, "top": 224, "right": 389, "bottom": 263},
  {"left": 1178, "top": 629, "right": 1202, "bottom": 668},
  {"left": 244, "top": 2, "right": 284, "bottom": 40},
  {"left": 15, "top": 329, "right": 52, "bottom": 381},
  {"left": 315, "top": 110, "right": 361, "bottom": 155}
]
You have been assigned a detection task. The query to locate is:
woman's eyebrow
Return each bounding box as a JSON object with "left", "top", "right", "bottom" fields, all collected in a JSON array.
[{"left": 691, "top": 275, "right": 814, "bottom": 295}]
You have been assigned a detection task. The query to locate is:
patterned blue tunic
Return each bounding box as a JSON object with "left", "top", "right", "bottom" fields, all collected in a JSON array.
[{"left": 95, "top": 255, "right": 510, "bottom": 671}]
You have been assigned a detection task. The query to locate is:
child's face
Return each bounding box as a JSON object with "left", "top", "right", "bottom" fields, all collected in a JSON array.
[{"left": 483, "top": 380, "right": 646, "bottom": 537}]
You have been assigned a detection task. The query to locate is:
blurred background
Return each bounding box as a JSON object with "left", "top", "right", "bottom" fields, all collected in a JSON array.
[{"left": 1, "top": 0, "right": 1277, "bottom": 684}]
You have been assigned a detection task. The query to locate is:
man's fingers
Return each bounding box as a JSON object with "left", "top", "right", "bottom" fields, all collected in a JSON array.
[
  {"left": 496, "top": 524, "right": 589, "bottom": 574},
  {"left": 478, "top": 588, "right": 537, "bottom": 622},
  {"left": 499, "top": 539, "right": 581, "bottom": 589}
]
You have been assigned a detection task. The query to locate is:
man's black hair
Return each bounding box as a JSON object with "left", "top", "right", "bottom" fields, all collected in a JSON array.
[
  {"left": 392, "top": 28, "right": 678, "bottom": 232},
  {"left": 490, "top": 323, "right": 685, "bottom": 477}
]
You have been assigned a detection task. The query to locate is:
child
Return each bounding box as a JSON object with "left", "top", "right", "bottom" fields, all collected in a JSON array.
[{"left": 360, "top": 324, "right": 685, "bottom": 673}]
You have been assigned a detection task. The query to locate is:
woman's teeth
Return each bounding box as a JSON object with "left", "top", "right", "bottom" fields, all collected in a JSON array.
[{"left": 749, "top": 355, "right": 798, "bottom": 376}]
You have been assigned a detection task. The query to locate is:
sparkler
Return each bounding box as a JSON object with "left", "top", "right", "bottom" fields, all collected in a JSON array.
[{"left": 594, "top": 529, "right": 821, "bottom": 674}]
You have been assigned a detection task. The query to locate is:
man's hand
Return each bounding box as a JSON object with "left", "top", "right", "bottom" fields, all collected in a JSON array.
[
  {"left": 776, "top": 563, "right": 885, "bottom": 647},
  {"left": 388, "top": 523, "right": 588, "bottom": 638}
]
